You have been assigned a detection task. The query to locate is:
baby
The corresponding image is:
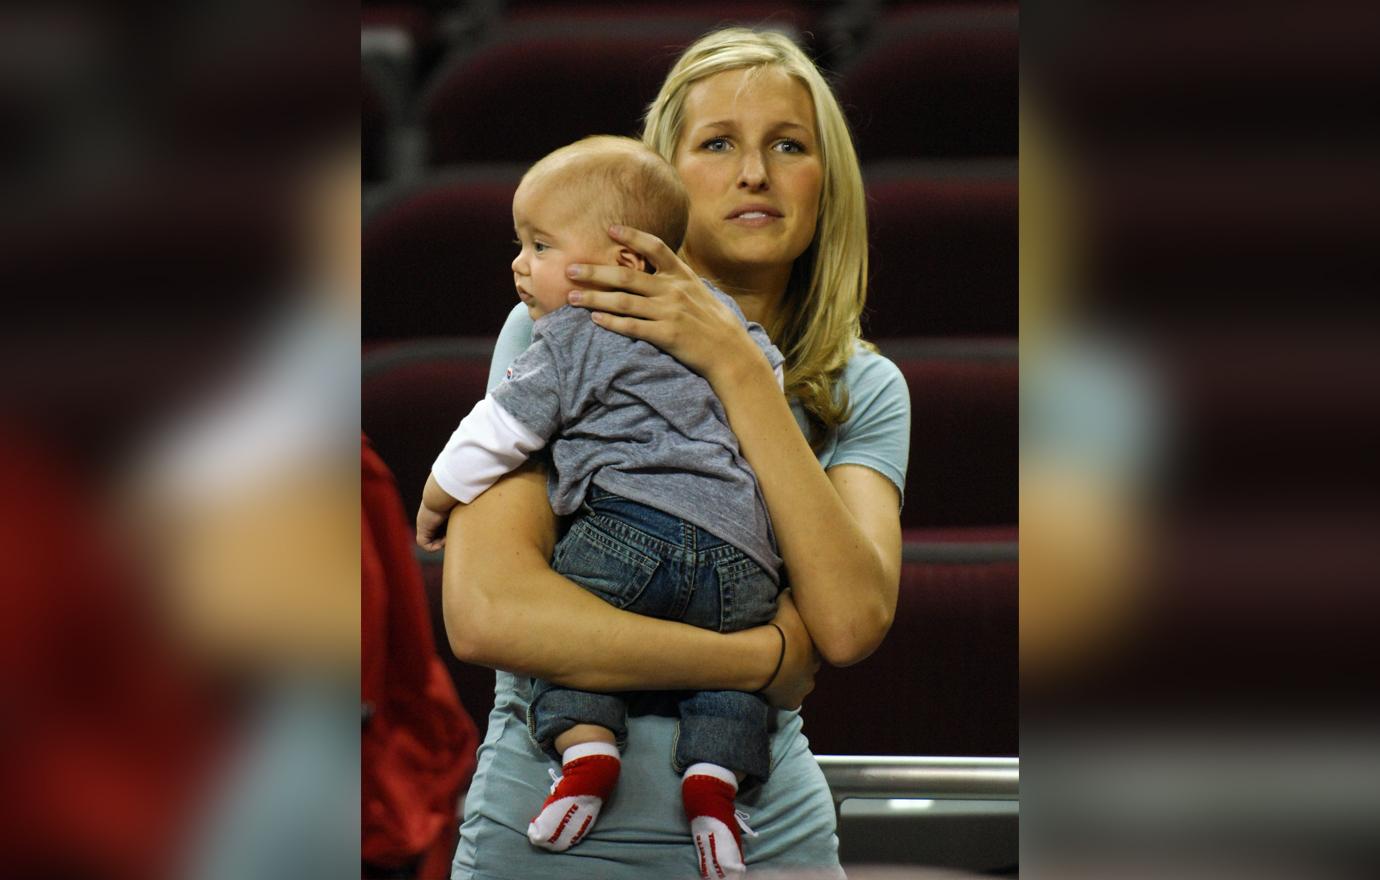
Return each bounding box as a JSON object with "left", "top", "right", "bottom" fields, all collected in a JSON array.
[{"left": 417, "top": 136, "right": 784, "bottom": 876}]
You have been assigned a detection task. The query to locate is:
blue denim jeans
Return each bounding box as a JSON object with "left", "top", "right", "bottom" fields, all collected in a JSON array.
[{"left": 528, "top": 487, "right": 779, "bottom": 784}]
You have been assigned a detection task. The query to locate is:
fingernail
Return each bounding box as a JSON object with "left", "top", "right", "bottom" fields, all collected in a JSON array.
[
  {"left": 567, "top": 290, "right": 582, "bottom": 303},
  {"left": 609, "top": 224, "right": 623, "bottom": 237},
  {"left": 566, "top": 264, "right": 582, "bottom": 278}
]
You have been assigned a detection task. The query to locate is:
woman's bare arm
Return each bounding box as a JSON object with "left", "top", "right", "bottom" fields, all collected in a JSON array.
[
  {"left": 709, "top": 354, "right": 902, "bottom": 667},
  {"left": 567, "top": 228, "right": 902, "bottom": 666},
  {"left": 442, "top": 460, "right": 819, "bottom": 706}
]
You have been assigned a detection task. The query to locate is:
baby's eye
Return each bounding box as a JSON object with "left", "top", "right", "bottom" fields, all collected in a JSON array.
[
  {"left": 701, "top": 137, "right": 730, "bottom": 152},
  {"left": 533, "top": 241, "right": 549, "bottom": 254}
]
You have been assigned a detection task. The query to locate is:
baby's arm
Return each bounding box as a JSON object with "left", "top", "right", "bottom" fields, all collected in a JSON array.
[
  {"left": 416, "top": 473, "right": 460, "bottom": 551},
  {"left": 417, "top": 332, "right": 564, "bottom": 550},
  {"left": 416, "top": 394, "right": 550, "bottom": 549}
]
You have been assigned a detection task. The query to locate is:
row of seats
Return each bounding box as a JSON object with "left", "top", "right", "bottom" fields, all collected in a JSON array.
[
  {"left": 362, "top": 1, "right": 1014, "bottom": 93},
  {"left": 363, "top": 3, "right": 1018, "bottom": 179},
  {"left": 361, "top": 338, "right": 1017, "bottom": 537},
  {"left": 362, "top": 159, "right": 1017, "bottom": 341}
]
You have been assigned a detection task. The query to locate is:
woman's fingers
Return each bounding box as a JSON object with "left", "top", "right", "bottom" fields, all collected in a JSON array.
[
  {"left": 567, "top": 262, "right": 678, "bottom": 297},
  {"left": 567, "top": 225, "right": 694, "bottom": 293},
  {"left": 569, "top": 288, "right": 658, "bottom": 317},
  {"left": 567, "top": 261, "right": 640, "bottom": 289}
]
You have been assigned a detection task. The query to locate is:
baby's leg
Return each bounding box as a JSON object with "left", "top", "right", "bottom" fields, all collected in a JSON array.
[
  {"left": 676, "top": 689, "right": 772, "bottom": 878},
  {"left": 527, "top": 687, "right": 625, "bottom": 852},
  {"left": 553, "top": 723, "right": 616, "bottom": 753}
]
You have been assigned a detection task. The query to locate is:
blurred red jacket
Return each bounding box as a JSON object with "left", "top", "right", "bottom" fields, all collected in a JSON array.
[{"left": 362, "top": 435, "right": 479, "bottom": 877}]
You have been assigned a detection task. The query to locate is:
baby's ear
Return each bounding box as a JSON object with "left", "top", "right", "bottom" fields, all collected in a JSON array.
[{"left": 615, "top": 246, "right": 648, "bottom": 273}]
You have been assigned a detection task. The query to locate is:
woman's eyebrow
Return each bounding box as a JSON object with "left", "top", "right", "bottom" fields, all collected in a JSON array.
[{"left": 689, "top": 120, "right": 813, "bottom": 137}]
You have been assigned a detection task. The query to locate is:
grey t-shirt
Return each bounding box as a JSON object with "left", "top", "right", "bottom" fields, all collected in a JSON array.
[{"left": 490, "top": 289, "right": 784, "bottom": 578}]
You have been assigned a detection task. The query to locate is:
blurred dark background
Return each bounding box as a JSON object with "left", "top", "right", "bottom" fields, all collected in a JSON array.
[
  {"left": 361, "top": 2, "right": 1019, "bottom": 875},
  {"left": 1021, "top": 2, "right": 1380, "bottom": 878}
]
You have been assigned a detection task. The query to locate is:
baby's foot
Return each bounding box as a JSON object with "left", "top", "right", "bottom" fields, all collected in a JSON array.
[
  {"left": 527, "top": 743, "right": 620, "bottom": 851},
  {"left": 682, "top": 764, "right": 756, "bottom": 878}
]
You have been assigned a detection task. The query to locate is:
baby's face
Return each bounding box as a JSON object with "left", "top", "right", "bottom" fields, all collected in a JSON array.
[{"left": 511, "top": 177, "right": 615, "bottom": 320}]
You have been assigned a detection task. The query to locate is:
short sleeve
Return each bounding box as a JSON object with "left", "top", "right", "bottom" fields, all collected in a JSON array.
[
  {"left": 489, "top": 335, "right": 563, "bottom": 439},
  {"left": 746, "top": 320, "right": 785, "bottom": 373},
  {"left": 830, "top": 350, "right": 911, "bottom": 503},
  {"left": 487, "top": 303, "right": 536, "bottom": 393}
]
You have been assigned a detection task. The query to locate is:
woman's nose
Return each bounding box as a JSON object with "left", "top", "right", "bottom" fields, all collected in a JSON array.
[{"left": 736, "top": 150, "right": 769, "bottom": 191}]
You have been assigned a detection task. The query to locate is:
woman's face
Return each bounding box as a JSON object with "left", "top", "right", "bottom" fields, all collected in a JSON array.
[{"left": 673, "top": 66, "right": 823, "bottom": 291}]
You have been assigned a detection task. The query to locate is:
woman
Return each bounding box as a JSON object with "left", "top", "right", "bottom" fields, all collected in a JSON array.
[{"left": 445, "top": 28, "right": 908, "bottom": 879}]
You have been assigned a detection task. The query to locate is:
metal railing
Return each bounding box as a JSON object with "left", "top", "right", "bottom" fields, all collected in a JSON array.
[{"left": 816, "top": 756, "right": 1019, "bottom": 805}]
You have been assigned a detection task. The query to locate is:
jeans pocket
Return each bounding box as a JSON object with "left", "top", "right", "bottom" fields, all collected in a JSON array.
[
  {"left": 715, "top": 555, "right": 779, "bottom": 632},
  {"left": 555, "top": 518, "right": 660, "bottom": 609}
]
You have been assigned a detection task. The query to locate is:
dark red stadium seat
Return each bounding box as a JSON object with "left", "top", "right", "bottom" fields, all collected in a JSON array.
[
  {"left": 503, "top": 1, "right": 818, "bottom": 39},
  {"left": 363, "top": 168, "right": 526, "bottom": 340},
  {"left": 421, "top": 18, "right": 809, "bottom": 166},
  {"left": 362, "top": 339, "right": 498, "bottom": 519},
  {"left": 864, "top": 161, "right": 1017, "bottom": 337},
  {"left": 881, "top": 340, "right": 1018, "bottom": 529},
  {"left": 794, "top": 528, "right": 1019, "bottom": 756},
  {"left": 363, "top": 338, "right": 512, "bottom": 730},
  {"left": 839, "top": 3, "right": 1018, "bottom": 160}
]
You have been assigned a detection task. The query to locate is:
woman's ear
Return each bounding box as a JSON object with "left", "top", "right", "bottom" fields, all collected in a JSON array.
[{"left": 615, "top": 246, "right": 648, "bottom": 273}]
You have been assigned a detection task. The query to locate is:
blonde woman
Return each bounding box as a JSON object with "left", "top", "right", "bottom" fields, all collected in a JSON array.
[{"left": 444, "top": 28, "right": 908, "bottom": 880}]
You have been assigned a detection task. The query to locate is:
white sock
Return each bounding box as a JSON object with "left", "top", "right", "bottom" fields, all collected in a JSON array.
[
  {"left": 526, "top": 741, "right": 621, "bottom": 851},
  {"left": 683, "top": 764, "right": 748, "bottom": 877},
  {"left": 683, "top": 762, "right": 739, "bottom": 789},
  {"left": 564, "top": 741, "right": 619, "bottom": 762}
]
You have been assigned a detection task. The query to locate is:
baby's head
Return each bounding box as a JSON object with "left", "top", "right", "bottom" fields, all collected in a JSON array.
[{"left": 511, "top": 135, "right": 689, "bottom": 318}]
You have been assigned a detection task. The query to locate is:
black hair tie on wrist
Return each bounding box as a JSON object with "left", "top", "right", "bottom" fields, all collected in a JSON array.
[{"left": 762, "top": 623, "right": 786, "bottom": 693}]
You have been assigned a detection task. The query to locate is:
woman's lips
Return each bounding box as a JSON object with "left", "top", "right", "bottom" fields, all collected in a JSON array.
[{"left": 726, "top": 210, "right": 781, "bottom": 228}]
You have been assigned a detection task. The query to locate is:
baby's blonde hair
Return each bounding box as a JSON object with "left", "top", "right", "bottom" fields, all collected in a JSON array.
[
  {"left": 643, "top": 28, "right": 871, "bottom": 446},
  {"left": 522, "top": 135, "right": 689, "bottom": 257}
]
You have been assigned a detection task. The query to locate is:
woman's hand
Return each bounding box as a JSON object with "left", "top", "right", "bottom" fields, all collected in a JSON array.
[
  {"left": 565, "top": 225, "right": 761, "bottom": 386},
  {"left": 761, "top": 590, "right": 821, "bottom": 710}
]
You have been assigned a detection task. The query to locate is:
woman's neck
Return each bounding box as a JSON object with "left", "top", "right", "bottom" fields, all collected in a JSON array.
[{"left": 687, "top": 256, "right": 789, "bottom": 327}]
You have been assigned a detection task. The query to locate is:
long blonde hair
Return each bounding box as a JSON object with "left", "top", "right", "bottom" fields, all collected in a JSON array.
[{"left": 642, "top": 28, "right": 870, "bottom": 446}]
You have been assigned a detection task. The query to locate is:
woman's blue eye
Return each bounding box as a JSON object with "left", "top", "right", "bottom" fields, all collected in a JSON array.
[
  {"left": 776, "top": 139, "right": 805, "bottom": 153},
  {"left": 702, "top": 137, "right": 730, "bottom": 152}
]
